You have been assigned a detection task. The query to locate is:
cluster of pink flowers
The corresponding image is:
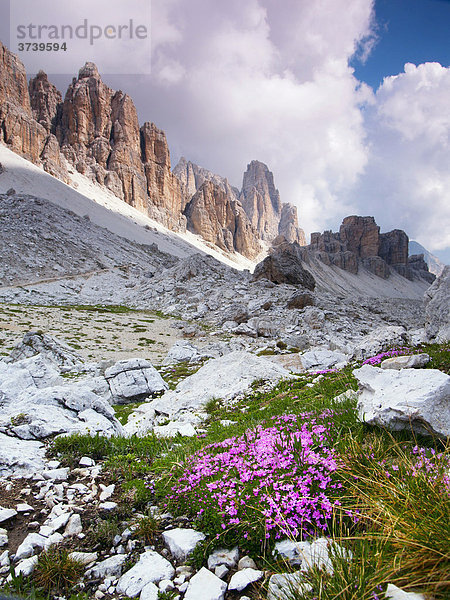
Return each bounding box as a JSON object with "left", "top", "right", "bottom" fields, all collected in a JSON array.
[
  {"left": 364, "top": 444, "right": 449, "bottom": 492},
  {"left": 362, "top": 346, "right": 412, "bottom": 366},
  {"left": 169, "top": 411, "right": 343, "bottom": 543}
]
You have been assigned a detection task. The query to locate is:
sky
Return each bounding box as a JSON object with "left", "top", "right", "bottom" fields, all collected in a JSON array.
[{"left": 1, "top": 0, "right": 449, "bottom": 263}]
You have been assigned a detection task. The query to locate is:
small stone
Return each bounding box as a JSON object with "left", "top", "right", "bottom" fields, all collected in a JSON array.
[
  {"left": 267, "top": 572, "right": 312, "bottom": 600},
  {"left": 95, "top": 591, "right": 105, "bottom": 599},
  {"left": 385, "top": 584, "right": 426, "bottom": 600},
  {"left": 99, "top": 484, "right": 115, "bottom": 501},
  {"left": 64, "top": 514, "right": 82, "bottom": 536},
  {"left": 238, "top": 556, "right": 257, "bottom": 570},
  {"left": 159, "top": 579, "right": 174, "bottom": 592},
  {"left": 42, "top": 468, "right": 69, "bottom": 481},
  {"left": 116, "top": 550, "right": 174, "bottom": 596},
  {"left": 228, "top": 567, "right": 264, "bottom": 591},
  {"left": 0, "top": 507, "right": 17, "bottom": 523},
  {"left": 140, "top": 582, "right": 159, "bottom": 600},
  {"left": 184, "top": 567, "right": 227, "bottom": 600},
  {"left": 10, "top": 556, "right": 39, "bottom": 578},
  {"left": 214, "top": 564, "right": 229, "bottom": 579},
  {"left": 79, "top": 456, "right": 95, "bottom": 467},
  {"left": 99, "top": 501, "right": 117, "bottom": 511},
  {"left": 16, "top": 503, "right": 34, "bottom": 513},
  {"left": 207, "top": 547, "right": 239, "bottom": 570},
  {"left": 68, "top": 551, "right": 97, "bottom": 566},
  {"left": 162, "top": 528, "right": 206, "bottom": 561},
  {"left": 88, "top": 555, "right": 127, "bottom": 579}
]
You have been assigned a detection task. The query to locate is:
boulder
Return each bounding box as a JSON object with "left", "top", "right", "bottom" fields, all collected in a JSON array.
[
  {"left": 137, "top": 351, "right": 289, "bottom": 423},
  {"left": 286, "top": 292, "right": 315, "bottom": 310},
  {"left": 354, "top": 364, "right": 450, "bottom": 438},
  {"left": 0, "top": 382, "right": 123, "bottom": 440},
  {"left": 424, "top": 265, "right": 450, "bottom": 342},
  {"left": 299, "top": 349, "right": 348, "bottom": 371},
  {"left": 105, "top": 358, "right": 168, "bottom": 403},
  {"left": 380, "top": 354, "right": 430, "bottom": 370},
  {"left": 116, "top": 550, "right": 174, "bottom": 597},
  {"left": 253, "top": 251, "right": 315, "bottom": 290},
  {"left": 0, "top": 433, "right": 46, "bottom": 478},
  {"left": 162, "top": 528, "right": 206, "bottom": 561},
  {"left": 184, "top": 567, "right": 227, "bottom": 600},
  {"left": 267, "top": 572, "right": 312, "bottom": 600},
  {"left": 6, "top": 331, "right": 83, "bottom": 372},
  {"left": 163, "top": 341, "right": 202, "bottom": 365},
  {"left": 353, "top": 326, "right": 406, "bottom": 360}
]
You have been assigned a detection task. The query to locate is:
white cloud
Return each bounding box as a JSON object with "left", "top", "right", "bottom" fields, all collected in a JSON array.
[
  {"left": 352, "top": 62, "right": 450, "bottom": 254},
  {"left": 145, "top": 0, "right": 375, "bottom": 236}
]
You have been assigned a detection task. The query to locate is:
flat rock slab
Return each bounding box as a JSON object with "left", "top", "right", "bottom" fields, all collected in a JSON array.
[
  {"left": 354, "top": 364, "right": 450, "bottom": 438},
  {"left": 151, "top": 351, "right": 289, "bottom": 417}
]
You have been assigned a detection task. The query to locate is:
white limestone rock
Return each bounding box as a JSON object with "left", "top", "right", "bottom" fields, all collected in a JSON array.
[
  {"left": 353, "top": 326, "right": 407, "bottom": 360},
  {"left": 11, "top": 555, "right": 39, "bottom": 578},
  {"left": 153, "top": 421, "right": 197, "bottom": 438},
  {"left": 385, "top": 584, "right": 426, "bottom": 600},
  {"left": 68, "top": 551, "right": 97, "bottom": 566},
  {"left": 354, "top": 364, "right": 450, "bottom": 438},
  {"left": 228, "top": 567, "right": 264, "bottom": 591},
  {"left": 6, "top": 331, "right": 84, "bottom": 372},
  {"left": 162, "top": 528, "right": 206, "bottom": 561},
  {"left": 163, "top": 341, "right": 202, "bottom": 364},
  {"left": 424, "top": 265, "right": 450, "bottom": 342},
  {"left": 184, "top": 567, "right": 227, "bottom": 600},
  {"left": 139, "top": 582, "right": 159, "bottom": 600},
  {"left": 15, "top": 533, "right": 47, "bottom": 561},
  {"left": 207, "top": 547, "right": 239, "bottom": 570},
  {"left": 116, "top": 550, "right": 174, "bottom": 597},
  {"left": 0, "top": 382, "right": 123, "bottom": 440},
  {"left": 267, "top": 571, "right": 312, "bottom": 600},
  {"left": 0, "top": 506, "right": 17, "bottom": 523},
  {"left": 380, "top": 354, "right": 430, "bottom": 370},
  {"left": 88, "top": 555, "right": 127, "bottom": 579},
  {"left": 105, "top": 359, "right": 168, "bottom": 404},
  {"left": 299, "top": 349, "right": 348, "bottom": 371},
  {"left": 64, "top": 513, "right": 82, "bottom": 536},
  {"left": 150, "top": 351, "right": 289, "bottom": 417}
]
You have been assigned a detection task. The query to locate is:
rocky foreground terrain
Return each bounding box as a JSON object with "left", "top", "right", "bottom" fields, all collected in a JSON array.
[{"left": 0, "top": 211, "right": 448, "bottom": 600}]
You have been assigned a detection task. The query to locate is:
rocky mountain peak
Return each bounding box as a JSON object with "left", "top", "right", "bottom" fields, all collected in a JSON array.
[
  {"left": 309, "top": 216, "right": 434, "bottom": 282},
  {"left": 78, "top": 62, "right": 101, "bottom": 80},
  {"left": 28, "top": 70, "right": 62, "bottom": 133}
]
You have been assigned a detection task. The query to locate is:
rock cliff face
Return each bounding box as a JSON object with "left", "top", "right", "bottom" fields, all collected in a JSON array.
[
  {"left": 56, "top": 63, "right": 186, "bottom": 228},
  {"left": 0, "top": 41, "right": 68, "bottom": 182},
  {"left": 174, "top": 157, "right": 306, "bottom": 252},
  {"left": 184, "top": 181, "right": 261, "bottom": 258},
  {"left": 28, "top": 70, "right": 62, "bottom": 133},
  {"left": 240, "top": 160, "right": 306, "bottom": 245},
  {"left": 308, "top": 216, "right": 434, "bottom": 282}
]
